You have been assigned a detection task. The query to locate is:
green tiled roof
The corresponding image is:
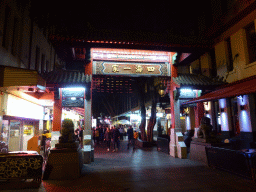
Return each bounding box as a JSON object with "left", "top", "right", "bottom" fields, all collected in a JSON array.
[
  {"left": 173, "top": 73, "right": 225, "bottom": 89},
  {"left": 41, "top": 70, "right": 92, "bottom": 86}
]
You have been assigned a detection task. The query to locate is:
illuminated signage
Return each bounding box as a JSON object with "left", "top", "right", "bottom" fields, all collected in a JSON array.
[
  {"left": 62, "top": 87, "right": 85, "bottom": 107},
  {"left": 92, "top": 50, "right": 170, "bottom": 63},
  {"left": 7, "top": 94, "right": 44, "bottom": 120},
  {"left": 93, "top": 61, "right": 170, "bottom": 76}
]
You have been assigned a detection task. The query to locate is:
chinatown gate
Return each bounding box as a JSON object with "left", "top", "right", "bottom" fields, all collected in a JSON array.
[{"left": 47, "top": 47, "right": 180, "bottom": 163}]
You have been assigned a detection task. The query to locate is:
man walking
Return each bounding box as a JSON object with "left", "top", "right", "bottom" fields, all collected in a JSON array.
[
  {"left": 127, "top": 126, "right": 135, "bottom": 150},
  {"left": 112, "top": 126, "right": 120, "bottom": 152}
]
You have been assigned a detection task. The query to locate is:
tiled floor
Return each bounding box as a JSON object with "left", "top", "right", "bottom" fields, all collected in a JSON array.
[{"left": 1, "top": 139, "right": 256, "bottom": 191}]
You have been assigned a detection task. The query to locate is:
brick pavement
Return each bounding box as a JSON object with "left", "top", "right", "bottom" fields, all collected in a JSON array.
[{"left": 1, "top": 139, "right": 256, "bottom": 191}]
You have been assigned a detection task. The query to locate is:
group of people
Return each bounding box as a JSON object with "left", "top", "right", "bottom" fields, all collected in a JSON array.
[{"left": 92, "top": 125, "right": 138, "bottom": 152}]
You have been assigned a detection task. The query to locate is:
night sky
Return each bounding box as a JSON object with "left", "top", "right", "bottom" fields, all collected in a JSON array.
[
  {"left": 31, "top": 0, "right": 209, "bottom": 37},
  {"left": 29, "top": 0, "right": 211, "bottom": 117}
]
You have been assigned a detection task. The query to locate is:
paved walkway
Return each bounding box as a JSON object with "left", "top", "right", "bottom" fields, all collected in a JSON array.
[{"left": 2, "top": 139, "right": 256, "bottom": 191}]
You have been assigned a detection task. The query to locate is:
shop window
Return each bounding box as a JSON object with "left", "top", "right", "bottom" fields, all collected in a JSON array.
[
  {"left": 0, "top": 120, "right": 9, "bottom": 153},
  {"left": 214, "top": 101, "right": 221, "bottom": 134},
  {"left": 245, "top": 22, "right": 256, "bottom": 64},
  {"left": 230, "top": 97, "right": 240, "bottom": 136}
]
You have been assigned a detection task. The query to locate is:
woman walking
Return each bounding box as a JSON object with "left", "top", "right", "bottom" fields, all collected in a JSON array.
[{"left": 104, "top": 127, "right": 112, "bottom": 151}]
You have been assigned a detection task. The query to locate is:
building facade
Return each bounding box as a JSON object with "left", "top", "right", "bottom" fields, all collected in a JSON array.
[
  {"left": 0, "top": 0, "right": 63, "bottom": 152},
  {"left": 181, "top": 0, "right": 256, "bottom": 148}
]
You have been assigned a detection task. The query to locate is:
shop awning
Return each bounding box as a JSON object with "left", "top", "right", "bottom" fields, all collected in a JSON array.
[
  {"left": 41, "top": 70, "right": 92, "bottom": 87},
  {"left": 0, "top": 66, "right": 46, "bottom": 89},
  {"left": 182, "top": 75, "right": 256, "bottom": 105},
  {"left": 173, "top": 73, "right": 225, "bottom": 89}
]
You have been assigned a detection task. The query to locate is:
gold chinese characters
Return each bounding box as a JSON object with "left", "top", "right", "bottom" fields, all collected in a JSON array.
[
  {"left": 112, "top": 65, "right": 119, "bottom": 73},
  {"left": 111, "top": 64, "right": 156, "bottom": 73},
  {"left": 147, "top": 67, "right": 155, "bottom": 72},
  {"left": 135, "top": 65, "right": 143, "bottom": 73}
]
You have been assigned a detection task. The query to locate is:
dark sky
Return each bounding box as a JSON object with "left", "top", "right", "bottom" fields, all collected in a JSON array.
[{"left": 31, "top": 1, "right": 208, "bottom": 37}]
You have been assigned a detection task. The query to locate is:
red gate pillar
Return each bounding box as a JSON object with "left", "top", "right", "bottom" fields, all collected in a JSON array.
[
  {"left": 52, "top": 88, "right": 62, "bottom": 131},
  {"left": 194, "top": 102, "right": 204, "bottom": 129},
  {"left": 170, "top": 61, "right": 178, "bottom": 129}
]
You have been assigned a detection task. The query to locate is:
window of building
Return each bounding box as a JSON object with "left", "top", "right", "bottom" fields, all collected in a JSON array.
[
  {"left": 2, "top": 6, "right": 11, "bottom": 49},
  {"left": 213, "top": 101, "right": 221, "bottom": 134},
  {"left": 11, "top": 17, "right": 19, "bottom": 56},
  {"left": 41, "top": 54, "right": 45, "bottom": 73},
  {"left": 226, "top": 37, "right": 234, "bottom": 72},
  {"left": 46, "top": 60, "right": 49, "bottom": 72},
  {"left": 245, "top": 22, "right": 256, "bottom": 64},
  {"left": 35, "top": 46, "right": 40, "bottom": 71},
  {"left": 210, "top": 49, "right": 217, "bottom": 77}
]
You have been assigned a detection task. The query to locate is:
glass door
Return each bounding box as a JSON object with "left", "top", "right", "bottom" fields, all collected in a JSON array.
[{"left": 8, "top": 120, "right": 21, "bottom": 151}]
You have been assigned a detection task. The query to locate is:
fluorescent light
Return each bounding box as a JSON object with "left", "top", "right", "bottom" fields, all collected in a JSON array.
[{"left": 63, "top": 87, "right": 85, "bottom": 91}]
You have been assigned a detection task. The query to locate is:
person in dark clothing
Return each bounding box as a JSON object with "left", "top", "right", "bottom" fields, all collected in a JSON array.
[
  {"left": 79, "top": 126, "right": 84, "bottom": 148},
  {"left": 104, "top": 127, "right": 112, "bottom": 151},
  {"left": 112, "top": 126, "right": 120, "bottom": 152},
  {"left": 184, "top": 129, "right": 195, "bottom": 153},
  {"left": 127, "top": 126, "right": 134, "bottom": 149},
  {"left": 99, "top": 125, "right": 104, "bottom": 143},
  {"left": 74, "top": 128, "right": 80, "bottom": 142}
]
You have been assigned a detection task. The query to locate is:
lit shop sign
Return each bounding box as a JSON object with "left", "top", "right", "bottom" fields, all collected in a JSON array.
[
  {"left": 175, "top": 88, "right": 201, "bottom": 100},
  {"left": 92, "top": 52, "right": 169, "bottom": 62},
  {"left": 62, "top": 87, "right": 85, "bottom": 107},
  {"left": 93, "top": 61, "right": 170, "bottom": 76},
  {"left": 7, "top": 94, "right": 44, "bottom": 120}
]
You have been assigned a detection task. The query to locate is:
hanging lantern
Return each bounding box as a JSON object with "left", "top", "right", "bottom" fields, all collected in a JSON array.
[{"left": 158, "top": 84, "right": 166, "bottom": 97}]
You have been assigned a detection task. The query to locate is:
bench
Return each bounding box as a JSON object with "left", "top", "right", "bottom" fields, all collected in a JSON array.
[
  {"left": 0, "top": 151, "right": 43, "bottom": 188},
  {"left": 157, "top": 136, "right": 170, "bottom": 154},
  {"left": 206, "top": 146, "right": 256, "bottom": 181}
]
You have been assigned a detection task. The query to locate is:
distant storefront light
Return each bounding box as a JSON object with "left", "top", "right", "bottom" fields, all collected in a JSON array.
[
  {"left": 156, "top": 113, "right": 164, "bottom": 117},
  {"left": 130, "top": 114, "right": 141, "bottom": 121},
  {"left": 204, "top": 102, "right": 211, "bottom": 111}
]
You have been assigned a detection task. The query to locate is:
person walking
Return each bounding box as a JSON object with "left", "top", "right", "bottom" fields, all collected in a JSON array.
[
  {"left": 112, "top": 126, "right": 120, "bottom": 152},
  {"left": 99, "top": 125, "right": 104, "bottom": 143},
  {"left": 79, "top": 125, "right": 84, "bottom": 148},
  {"left": 95, "top": 127, "right": 100, "bottom": 144},
  {"left": 104, "top": 127, "right": 112, "bottom": 151},
  {"left": 127, "top": 126, "right": 134, "bottom": 150},
  {"left": 119, "top": 125, "right": 125, "bottom": 141}
]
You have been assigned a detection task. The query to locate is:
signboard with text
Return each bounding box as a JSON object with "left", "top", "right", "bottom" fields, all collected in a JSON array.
[
  {"left": 62, "top": 88, "right": 85, "bottom": 107},
  {"left": 93, "top": 61, "right": 170, "bottom": 76}
]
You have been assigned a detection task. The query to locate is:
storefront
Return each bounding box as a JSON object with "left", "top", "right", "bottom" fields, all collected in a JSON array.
[
  {"left": 183, "top": 75, "right": 256, "bottom": 148},
  {"left": 2, "top": 93, "right": 45, "bottom": 151}
]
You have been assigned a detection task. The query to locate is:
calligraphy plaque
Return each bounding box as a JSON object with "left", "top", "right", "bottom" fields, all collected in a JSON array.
[
  {"left": 62, "top": 89, "right": 85, "bottom": 107},
  {"left": 93, "top": 61, "right": 170, "bottom": 76}
]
